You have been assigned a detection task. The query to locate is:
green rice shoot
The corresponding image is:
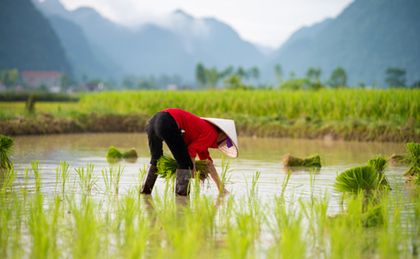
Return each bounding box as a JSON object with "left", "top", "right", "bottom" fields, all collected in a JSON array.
[{"left": 157, "top": 155, "right": 209, "bottom": 180}]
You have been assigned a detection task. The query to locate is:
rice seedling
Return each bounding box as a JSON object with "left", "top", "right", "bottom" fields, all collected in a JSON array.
[
  {"left": 74, "top": 163, "right": 97, "bottom": 194},
  {"left": 1, "top": 159, "right": 419, "bottom": 258},
  {"left": 55, "top": 161, "right": 70, "bottom": 195},
  {"left": 0, "top": 134, "right": 13, "bottom": 171},
  {"left": 282, "top": 154, "right": 322, "bottom": 168},
  {"left": 156, "top": 155, "right": 209, "bottom": 180},
  {"left": 101, "top": 165, "right": 124, "bottom": 194},
  {"left": 31, "top": 161, "right": 42, "bottom": 192},
  {"left": 404, "top": 142, "right": 420, "bottom": 181},
  {"left": 0, "top": 167, "right": 15, "bottom": 193}
]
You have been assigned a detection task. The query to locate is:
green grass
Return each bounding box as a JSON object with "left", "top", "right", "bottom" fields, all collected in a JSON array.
[
  {"left": 0, "top": 161, "right": 419, "bottom": 258},
  {"left": 1, "top": 89, "right": 419, "bottom": 141}
]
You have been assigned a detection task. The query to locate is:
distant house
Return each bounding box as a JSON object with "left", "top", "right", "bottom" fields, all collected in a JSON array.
[
  {"left": 21, "top": 71, "right": 63, "bottom": 91},
  {"left": 85, "top": 82, "right": 104, "bottom": 91}
]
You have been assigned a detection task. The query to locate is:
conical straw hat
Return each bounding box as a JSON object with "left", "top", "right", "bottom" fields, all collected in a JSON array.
[{"left": 201, "top": 117, "right": 239, "bottom": 158}]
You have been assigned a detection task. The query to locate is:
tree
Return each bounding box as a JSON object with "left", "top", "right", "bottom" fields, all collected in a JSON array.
[
  {"left": 274, "top": 64, "right": 283, "bottom": 84},
  {"left": 236, "top": 67, "right": 247, "bottom": 79},
  {"left": 280, "top": 78, "right": 309, "bottom": 91},
  {"left": 329, "top": 67, "right": 347, "bottom": 87},
  {"left": 306, "top": 67, "right": 321, "bottom": 84},
  {"left": 248, "top": 67, "right": 260, "bottom": 81},
  {"left": 195, "top": 63, "right": 207, "bottom": 87},
  {"left": 385, "top": 67, "right": 406, "bottom": 87},
  {"left": 60, "top": 74, "right": 72, "bottom": 91},
  {"left": 219, "top": 66, "right": 234, "bottom": 79},
  {"left": 224, "top": 75, "right": 243, "bottom": 89},
  {"left": 306, "top": 67, "right": 323, "bottom": 90},
  {"left": 2, "top": 69, "right": 19, "bottom": 87},
  {"left": 205, "top": 67, "right": 220, "bottom": 87}
]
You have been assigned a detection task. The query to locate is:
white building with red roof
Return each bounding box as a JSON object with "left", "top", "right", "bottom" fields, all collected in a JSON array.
[{"left": 21, "top": 71, "right": 63, "bottom": 91}]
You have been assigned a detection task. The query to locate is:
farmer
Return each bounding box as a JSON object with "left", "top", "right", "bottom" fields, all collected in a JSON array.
[{"left": 140, "top": 108, "right": 238, "bottom": 196}]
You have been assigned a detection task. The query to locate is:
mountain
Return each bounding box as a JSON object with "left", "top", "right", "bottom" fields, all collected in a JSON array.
[
  {"left": 47, "top": 15, "right": 120, "bottom": 80},
  {"left": 0, "top": 0, "right": 71, "bottom": 75},
  {"left": 35, "top": 0, "right": 266, "bottom": 82},
  {"left": 272, "top": 0, "right": 420, "bottom": 86}
]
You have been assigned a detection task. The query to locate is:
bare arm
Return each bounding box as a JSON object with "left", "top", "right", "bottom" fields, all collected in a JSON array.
[{"left": 207, "top": 160, "right": 229, "bottom": 194}]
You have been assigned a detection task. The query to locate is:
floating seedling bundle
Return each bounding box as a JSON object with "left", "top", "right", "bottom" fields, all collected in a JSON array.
[
  {"left": 282, "top": 154, "right": 322, "bottom": 168},
  {"left": 157, "top": 155, "right": 210, "bottom": 181},
  {"left": 106, "top": 146, "right": 138, "bottom": 163},
  {"left": 0, "top": 135, "right": 13, "bottom": 170}
]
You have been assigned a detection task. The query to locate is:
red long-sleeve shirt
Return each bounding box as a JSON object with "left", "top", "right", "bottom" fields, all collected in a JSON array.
[{"left": 163, "top": 108, "right": 218, "bottom": 160}]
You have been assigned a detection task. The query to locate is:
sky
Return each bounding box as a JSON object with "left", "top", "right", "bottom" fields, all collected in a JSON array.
[{"left": 60, "top": 0, "right": 353, "bottom": 48}]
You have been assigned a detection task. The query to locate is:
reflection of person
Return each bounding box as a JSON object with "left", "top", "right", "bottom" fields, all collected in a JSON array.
[{"left": 140, "top": 108, "right": 239, "bottom": 196}]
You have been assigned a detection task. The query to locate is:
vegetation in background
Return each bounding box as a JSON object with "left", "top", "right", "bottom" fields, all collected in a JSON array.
[
  {"left": 328, "top": 67, "right": 348, "bottom": 88},
  {"left": 385, "top": 67, "right": 407, "bottom": 87},
  {"left": 0, "top": 89, "right": 419, "bottom": 142},
  {"left": 195, "top": 63, "right": 260, "bottom": 88}
]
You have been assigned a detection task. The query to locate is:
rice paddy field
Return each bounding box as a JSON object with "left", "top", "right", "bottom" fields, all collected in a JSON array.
[
  {"left": 0, "top": 88, "right": 419, "bottom": 141},
  {"left": 0, "top": 133, "right": 419, "bottom": 258},
  {"left": 0, "top": 88, "right": 419, "bottom": 258}
]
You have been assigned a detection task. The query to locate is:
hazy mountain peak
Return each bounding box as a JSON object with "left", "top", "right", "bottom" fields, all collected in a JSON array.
[
  {"left": 274, "top": 0, "right": 420, "bottom": 85},
  {"left": 172, "top": 9, "right": 194, "bottom": 20}
]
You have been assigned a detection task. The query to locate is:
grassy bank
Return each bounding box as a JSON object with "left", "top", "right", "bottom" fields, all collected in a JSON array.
[
  {"left": 0, "top": 162, "right": 419, "bottom": 258},
  {"left": 0, "top": 89, "right": 419, "bottom": 141}
]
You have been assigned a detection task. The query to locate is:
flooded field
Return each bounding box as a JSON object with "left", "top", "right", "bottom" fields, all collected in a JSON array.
[
  {"left": 2, "top": 133, "right": 418, "bottom": 258},
  {"left": 10, "top": 133, "right": 412, "bottom": 214}
]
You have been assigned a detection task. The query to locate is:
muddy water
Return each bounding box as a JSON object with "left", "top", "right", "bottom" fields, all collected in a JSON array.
[{"left": 11, "top": 133, "right": 410, "bottom": 214}]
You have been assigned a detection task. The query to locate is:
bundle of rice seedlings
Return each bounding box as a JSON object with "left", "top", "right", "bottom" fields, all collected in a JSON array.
[
  {"left": 122, "top": 148, "right": 138, "bottom": 159},
  {"left": 367, "top": 157, "right": 387, "bottom": 173},
  {"left": 368, "top": 156, "right": 390, "bottom": 186},
  {"left": 157, "top": 155, "right": 210, "bottom": 181},
  {"left": 106, "top": 146, "right": 123, "bottom": 163},
  {"left": 404, "top": 142, "right": 420, "bottom": 180},
  {"left": 282, "top": 154, "right": 322, "bottom": 168},
  {"left": 335, "top": 166, "right": 390, "bottom": 194},
  {"left": 0, "top": 135, "right": 13, "bottom": 170},
  {"left": 106, "top": 146, "right": 139, "bottom": 163}
]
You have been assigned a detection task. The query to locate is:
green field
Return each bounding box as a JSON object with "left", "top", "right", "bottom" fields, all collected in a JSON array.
[{"left": 0, "top": 89, "right": 419, "bottom": 141}]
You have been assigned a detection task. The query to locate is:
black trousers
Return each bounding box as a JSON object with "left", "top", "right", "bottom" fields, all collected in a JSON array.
[{"left": 146, "top": 112, "right": 193, "bottom": 169}]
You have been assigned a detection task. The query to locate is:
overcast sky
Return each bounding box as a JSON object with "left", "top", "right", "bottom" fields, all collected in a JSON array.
[{"left": 60, "top": 0, "right": 353, "bottom": 48}]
